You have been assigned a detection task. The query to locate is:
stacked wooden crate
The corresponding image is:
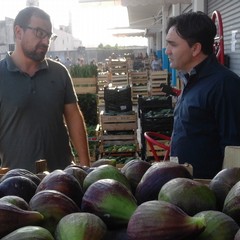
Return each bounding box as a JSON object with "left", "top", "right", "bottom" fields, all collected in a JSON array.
[
  {"left": 72, "top": 77, "right": 97, "bottom": 94},
  {"left": 129, "top": 71, "right": 149, "bottom": 105},
  {"left": 97, "top": 72, "right": 110, "bottom": 106},
  {"left": 143, "top": 59, "right": 151, "bottom": 70},
  {"left": 109, "top": 59, "right": 129, "bottom": 87},
  {"left": 149, "top": 70, "right": 168, "bottom": 96},
  {"left": 127, "top": 59, "right": 134, "bottom": 71},
  {"left": 138, "top": 95, "right": 173, "bottom": 160},
  {"left": 98, "top": 111, "right": 138, "bottom": 158},
  {"left": 145, "top": 136, "right": 171, "bottom": 161}
]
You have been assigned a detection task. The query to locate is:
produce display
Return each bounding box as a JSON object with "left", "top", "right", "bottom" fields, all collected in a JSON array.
[{"left": 0, "top": 160, "right": 240, "bottom": 239}]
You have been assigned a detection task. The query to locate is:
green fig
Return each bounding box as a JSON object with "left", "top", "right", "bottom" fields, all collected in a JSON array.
[
  {"left": 0, "top": 176, "right": 37, "bottom": 203},
  {"left": 223, "top": 181, "right": 240, "bottom": 225},
  {"left": 35, "top": 169, "right": 83, "bottom": 208},
  {"left": 0, "top": 195, "right": 30, "bottom": 210},
  {"left": 55, "top": 212, "right": 107, "bottom": 240},
  {"left": 83, "top": 164, "right": 131, "bottom": 192},
  {"left": 158, "top": 177, "right": 217, "bottom": 216},
  {"left": 127, "top": 200, "right": 205, "bottom": 240},
  {"left": 64, "top": 166, "right": 88, "bottom": 189},
  {"left": 0, "top": 168, "right": 41, "bottom": 186},
  {"left": 120, "top": 159, "right": 151, "bottom": 194},
  {"left": 81, "top": 179, "right": 137, "bottom": 228},
  {"left": 194, "top": 210, "right": 239, "bottom": 240},
  {"left": 1, "top": 226, "right": 54, "bottom": 240},
  {"left": 135, "top": 162, "right": 192, "bottom": 204},
  {"left": 209, "top": 167, "right": 240, "bottom": 211},
  {"left": 91, "top": 158, "right": 117, "bottom": 167},
  {"left": 29, "top": 189, "right": 80, "bottom": 234},
  {"left": 0, "top": 201, "right": 43, "bottom": 237}
]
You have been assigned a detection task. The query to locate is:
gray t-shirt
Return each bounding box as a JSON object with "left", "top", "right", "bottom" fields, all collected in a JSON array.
[{"left": 0, "top": 53, "right": 78, "bottom": 172}]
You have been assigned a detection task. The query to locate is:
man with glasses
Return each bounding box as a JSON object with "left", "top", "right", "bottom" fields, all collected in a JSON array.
[{"left": 0, "top": 7, "right": 90, "bottom": 172}]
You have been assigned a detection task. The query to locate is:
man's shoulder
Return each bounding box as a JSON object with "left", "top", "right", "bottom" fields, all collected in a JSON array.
[
  {"left": 46, "top": 57, "right": 65, "bottom": 67},
  {"left": 0, "top": 55, "right": 8, "bottom": 67},
  {"left": 45, "top": 58, "right": 69, "bottom": 73},
  {"left": 201, "top": 56, "right": 240, "bottom": 80},
  {"left": 215, "top": 64, "right": 240, "bottom": 80},
  {"left": 0, "top": 58, "right": 6, "bottom": 68},
  {"left": 0, "top": 57, "right": 9, "bottom": 77}
]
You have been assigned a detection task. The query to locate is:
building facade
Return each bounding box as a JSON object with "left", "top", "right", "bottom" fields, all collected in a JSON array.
[
  {"left": 130, "top": 0, "right": 240, "bottom": 76},
  {"left": 0, "top": 0, "right": 239, "bottom": 76},
  {"left": 0, "top": 17, "right": 82, "bottom": 61}
]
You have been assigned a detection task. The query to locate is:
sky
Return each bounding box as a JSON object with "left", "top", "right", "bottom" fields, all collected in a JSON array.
[{"left": 0, "top": 0, "right": 147, "bottom": 47}]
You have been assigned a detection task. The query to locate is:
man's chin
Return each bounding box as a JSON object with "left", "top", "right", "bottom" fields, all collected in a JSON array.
[{"left": 33, "top": 51, "right": 47, "bottom": 61}]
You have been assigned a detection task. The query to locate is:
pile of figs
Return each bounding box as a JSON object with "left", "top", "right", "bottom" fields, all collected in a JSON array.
[{"left": 0, "top": 159, "right": 240, "bottom": 240}]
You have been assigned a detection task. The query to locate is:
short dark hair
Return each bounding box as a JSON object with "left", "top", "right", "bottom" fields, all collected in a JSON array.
[
  {"left": 166, "top": 11, "right": 217, "bottom": 55},
  {"left": 14, "top": 7, "right": 51, "bottom": 29}
]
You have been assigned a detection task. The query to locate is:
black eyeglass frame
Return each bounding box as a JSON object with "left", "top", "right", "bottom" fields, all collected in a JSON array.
[{"left": 24, "top": 26, "right": 57, "bottom": 41}]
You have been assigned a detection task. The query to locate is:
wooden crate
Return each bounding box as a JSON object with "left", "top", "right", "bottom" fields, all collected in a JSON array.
[
  {"left": 110, "top": 59, "right": 128, "bottom": 75},
  {"left": 143, "top": 59, "right": 151, "bottom": 70},
  {"left": 146, "top": 139, "right": 170, "bottom": 159},
  {"left": 99, "top": 140, "right": 138, "bottom": 158},
  {"left": 97, "top": 72, "right": 110, "bottom": 106},
  {"left": 72, "top": 77, "right": 97, "bottom": 94},
  {"left": 132, "top": 87, "right": 149, "bottom": 105},
  {"left": 129, "top": 71, "right": 149, "bottom": 104},
  {"left": 127, "top": 59, "right": 134, "bottom": 71},
  {"left": 99, "top": 111, "right": 139, "bottom": 158},
  {"left": 99, "top": 146, "right": 138, "bottom": 158},
  {"left": 129, "top": 71, "right": 148, "bottom": 84},
  {"left": 97, "top": 72, "right": 110, "bottom": 88},
  {"left": 149, "top": 70, "right": 168, "bottom": 96},
  {"left": 98, "top": 91, "right": 105, "bottom": 106},
  {"left": 110, "top": 74, "right": 129, "bottom": 87},
  {"left": 100, "top": 132, "right": 137, "bottom": 145},
  {"left": 100, "top": 111, "right": 137, "bottom": 131}
]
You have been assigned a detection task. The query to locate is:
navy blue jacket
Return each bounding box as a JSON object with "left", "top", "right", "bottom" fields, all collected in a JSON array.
[{"left": 171, "top": 54, "right": 240, "bottom": 179}]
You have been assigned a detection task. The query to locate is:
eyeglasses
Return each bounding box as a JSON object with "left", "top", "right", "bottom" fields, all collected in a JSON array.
[{"left": 25, "top": 26, "right": 57, "bottom": 41}]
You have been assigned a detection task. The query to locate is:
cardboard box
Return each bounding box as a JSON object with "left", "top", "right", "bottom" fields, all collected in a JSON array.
[{"left": 223, "top": 146, "right": 240, "bottom": 168}]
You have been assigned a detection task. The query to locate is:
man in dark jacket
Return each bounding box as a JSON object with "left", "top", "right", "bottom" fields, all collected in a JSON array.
[{"left": 165, "top": 11, "right": 240, "bottom": 178}]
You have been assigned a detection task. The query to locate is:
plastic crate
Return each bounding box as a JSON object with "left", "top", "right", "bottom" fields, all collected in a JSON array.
[
  {"left": 104, "top": 86, "right": 132, "bottom": 113},
  {"left": 138, "top": 96, "right": 173, "bottom": 112}
]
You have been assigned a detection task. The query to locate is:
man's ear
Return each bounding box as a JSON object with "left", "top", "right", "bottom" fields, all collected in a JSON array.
[
  {"left": 192, "top": 43, "right": 202, "bottom": 57},
  {"left": 14, "top": 25, "right": 23, "bottom": 40}
]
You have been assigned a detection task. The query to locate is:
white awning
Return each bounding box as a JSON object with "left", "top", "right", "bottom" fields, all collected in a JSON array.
[
  {"left": 121, "top": 0, "right": 191, "bottom": 6},
  {"left": 77, "top": 0, "right": 191, "bottom": 33},
  {"left": 122, "top": 0, "right": 191, "bottom": 30}
]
